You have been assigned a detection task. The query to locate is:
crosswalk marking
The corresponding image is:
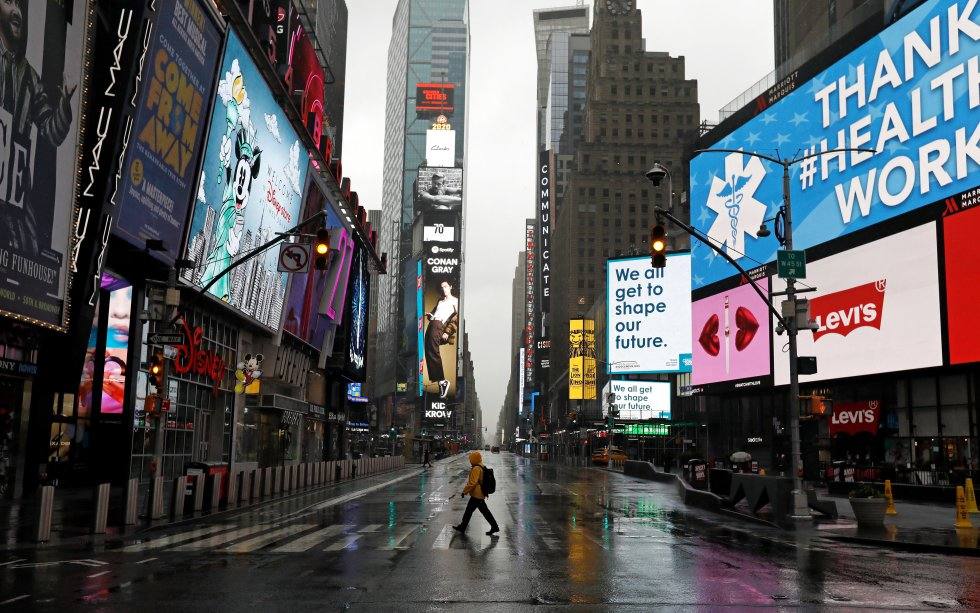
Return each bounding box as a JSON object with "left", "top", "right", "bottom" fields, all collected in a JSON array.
[
  {"left": 324, "top": 534, "right": 362, "bottom": 551},
  {"left": 223, "top": 524, "right": 316, "bottom": 553},
  {"left": 270, "top": 525, "right": 347, "bottom": 553},
  {"left": 432, "top": 525, "right": 455, "bottom": 549},
  {"left": 172, "top": 524, "right": 276, "bottom": 551},
  {"left": 379, "top": 525, "right": 418, "bottom": 550},
  {"left": 358, "top": 524, "right": 382, "bottom": 533},
  {"left": 120, "top": 525, "right": 233, "bottom": 552}
]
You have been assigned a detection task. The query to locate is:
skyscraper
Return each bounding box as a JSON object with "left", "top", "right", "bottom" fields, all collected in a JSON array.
[
  {"left": 375, "top": 0, "right": 469, "bottom": 425},
  {"left": 549, "top": 0, "right": 699, "bottom": 424}
]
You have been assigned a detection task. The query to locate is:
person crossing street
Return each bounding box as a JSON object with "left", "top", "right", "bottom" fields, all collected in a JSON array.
[{"left": 453, "top": 451, "right": 499, "bottom": 536}]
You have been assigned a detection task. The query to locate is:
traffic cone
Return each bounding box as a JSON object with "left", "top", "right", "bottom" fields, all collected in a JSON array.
[
  {"left": 884, "top": 479, "right": 897, "bottom": 516},
  {"left": 965, "top": 478, "right": 979, "bottom": 515},
  {"left": 954, "top": 486, "right": 973, "bottom": 529}
]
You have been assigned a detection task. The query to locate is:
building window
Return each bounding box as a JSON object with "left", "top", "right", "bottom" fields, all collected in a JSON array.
[
  {"left": 626, "top": 113, "right": 632, "bottom": 123},
  {"left": 603, "top": 188, "right": 610, "bottom": 197}
]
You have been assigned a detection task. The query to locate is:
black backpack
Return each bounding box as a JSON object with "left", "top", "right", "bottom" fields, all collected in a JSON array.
[{"left": 480, "top": 465, "right": 496, "bottom": 496}]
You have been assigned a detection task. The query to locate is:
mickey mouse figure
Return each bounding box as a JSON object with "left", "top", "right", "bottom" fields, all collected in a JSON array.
[{"left": 234, "top": 353, "right": 264, "bottom": 394}]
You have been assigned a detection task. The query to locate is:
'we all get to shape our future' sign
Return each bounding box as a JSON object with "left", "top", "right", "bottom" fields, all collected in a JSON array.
[{"left": 606, "top": 254, "right": 692, "bottom": 374}]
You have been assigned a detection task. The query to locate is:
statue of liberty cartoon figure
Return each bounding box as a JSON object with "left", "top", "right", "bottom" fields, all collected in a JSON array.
[{"left": 200, "top": 59, "right": 262, "bottom": 300}]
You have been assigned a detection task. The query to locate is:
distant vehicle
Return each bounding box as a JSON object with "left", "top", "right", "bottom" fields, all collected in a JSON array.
[
  {"left": 491, "top": 446, "right": 500, "bottom": 453},
  {"left": 609, "top": 448, "right": 627, "bottom": 463},
  {"left": 592, "top": 447, "right": 626, "bottom": 465},
  {"left": 484, "top": 445, "right": 491, "bottom": 451}
]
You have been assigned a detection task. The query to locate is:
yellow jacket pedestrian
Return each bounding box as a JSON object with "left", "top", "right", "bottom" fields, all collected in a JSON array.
[
  {"left": 454, "top": 451, "right": 499, "bottom": 535},
  {"left": 463, "top": 451, "right": 485, "bottom": 499}
]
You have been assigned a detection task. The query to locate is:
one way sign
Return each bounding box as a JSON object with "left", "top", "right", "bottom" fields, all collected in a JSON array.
[{"left": 147, "top": 333, "right": 183, "bottom": 345}]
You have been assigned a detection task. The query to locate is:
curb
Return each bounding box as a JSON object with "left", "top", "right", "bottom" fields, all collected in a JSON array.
[{"left": 822, "top": 534, "right": 980, "bottom": 557}]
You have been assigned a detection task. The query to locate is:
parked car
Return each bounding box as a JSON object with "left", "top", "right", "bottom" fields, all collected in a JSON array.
[{"left": 491, "top": 446, "right": 500, "bottom": 453}]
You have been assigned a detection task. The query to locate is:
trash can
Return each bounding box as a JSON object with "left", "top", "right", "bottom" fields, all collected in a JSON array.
[
  {"left": 185, "top": 461, "right": 229, "bottom": 504},
  {"left": 687, "top": 459, "right": 708, "bottom": 490}
]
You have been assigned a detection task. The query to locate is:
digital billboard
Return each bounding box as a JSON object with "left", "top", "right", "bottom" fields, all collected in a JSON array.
[
  {"left": 415, "top": 167, "right": 463, "bottom": 214},
  {"left": 536, "top": 151, "right": 553, "bottom": 379},
  {"left": 346, "top": 245, "right": 370, "bottom": 377},
  {"left": 568, "top": 319, "right": 596, "bottom": 400},
  {"left": 419, "top": 235, "right": 461, "bottom": 401},
  {"left": 416, "top": 83, "right": 455, "bottom": 114},
  {"left": 0, "top": 0, "right": 91, "bottom": 328},
  {"left": 692, "top": 278, "right": 772, "bottom": 388},
  {"left": 602, "top": 381, "right": 671, "bottom": 421},
  {"left": 943, "top": 196, "right": 980, "bottom": 365},
  {"left": 182, "top": 29, "right": 308, "bottom": 329},
  {"left": 607, "top": 255, "right": 693, "bottom": 374},
  {"left": 690, "top": 0, "right": 980, "bottom": 289},
  {"left": 524, "top": 224, "right": 535, "bottom": 387},
  {"left": 114, "top": 0, "right": 223, "bottom": 263},
  {"left": 772, "top": 223, "right": 942, "bottom": 385},
  {"left": 426, "top": 130, "right": 455, "bottom": 167}
]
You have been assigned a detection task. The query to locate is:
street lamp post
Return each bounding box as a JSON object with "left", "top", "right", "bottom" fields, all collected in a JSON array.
[{"left": 649, "top": 146, "right": 874, "bottom": 520}]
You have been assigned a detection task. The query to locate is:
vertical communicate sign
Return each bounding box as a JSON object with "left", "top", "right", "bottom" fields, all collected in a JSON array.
[
  {"left": 568, "top": 319, "right": 596, "bottom": 400},
  {"left": 536, "top": 150, "right": 553, "bottom": 380}
]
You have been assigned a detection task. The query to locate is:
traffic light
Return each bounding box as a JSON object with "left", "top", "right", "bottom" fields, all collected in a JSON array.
[
  {"left": 313, "top": 228, "right": 331, "bottom": 270},
  {"left": 650, "top": 224, "right": 667, "bottom": 268},
  {"left": 148, "top": 350, "right": 165, "bottom": 390}
]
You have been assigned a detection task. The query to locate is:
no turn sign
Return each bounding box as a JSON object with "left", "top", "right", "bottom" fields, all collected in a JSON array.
[{"left": 278, "top": 243, "right": 311, "bottom": 273}]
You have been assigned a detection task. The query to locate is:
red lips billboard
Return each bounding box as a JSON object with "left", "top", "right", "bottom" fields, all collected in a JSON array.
[
  {"left": 691, "top": 278, "right": 771, "bottom": 388},
  {"left": 829, "top": 400, "right": 880, "bottom": 436}
]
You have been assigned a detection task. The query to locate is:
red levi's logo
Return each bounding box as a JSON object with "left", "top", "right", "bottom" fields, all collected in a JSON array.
[
  {"left": 810, "top": 280, "right": 886, "bottom": 341},
  {"left": 829, "top": 400, "right": 880, "bottom": 436}
]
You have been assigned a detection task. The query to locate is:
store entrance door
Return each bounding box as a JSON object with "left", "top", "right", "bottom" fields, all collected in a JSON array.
[{"left": 194, "top": 409, "right": 211, "bottom": 461}]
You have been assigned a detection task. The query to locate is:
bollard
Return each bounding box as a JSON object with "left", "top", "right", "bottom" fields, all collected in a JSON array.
[
  {"left": 227, "top": 471, "right": 239, "bottom": 509},
  {"left": 335, "top": 461, "right": 342, "bottom": 482},
  {"left": 352, "top": 460, "right": 358, "bottom": 480},
  {"left": 36, "top": 485, "right": 54, "bottom": 542},
  {"left": 884, "top": 479, "right": 898, "bottom": 516},
  {"left": 263, "top": 467, "right": 272, "bottom": 498},
  {"left": 124, "top": 478, "right": 139, "bottom": 525},
  {"left": 92, "top": 483, "right": 110, "bottom": 534},
  {"left": 150, "top": 476, "right": 166, "bottom": 519},
  {"left": 171, "top": 476, "right": 187, "bottom": 520},
  {"left": 276, "top": 467, "right": 284, "bottom": 495},
  {"left": 954, "top": 486, "right": 974, "bottom": 529},
  {"left": 966, "top": 478, "right": 979, "bottom": 514},
  {"left": 207, "top": 474, "right": 221, "bottom": 510},
  {"left": 192, "top": 475, "right": 205, "bottom": 513},
  {"left": 242, "top": 470, "right": 253, "bottom": 504},
  {"left": 284, "top": 466, "right": 292, "bottom": 492}
]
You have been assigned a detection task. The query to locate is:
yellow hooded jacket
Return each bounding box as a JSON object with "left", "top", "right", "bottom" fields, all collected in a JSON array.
[{"left": 462, "top": 451, "right": 485, "bottom": 499}]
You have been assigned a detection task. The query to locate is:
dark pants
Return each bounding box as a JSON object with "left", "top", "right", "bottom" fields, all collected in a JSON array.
[
  {"left": 458, "top": 496, "right": 498, "bottom": 531},
  {"left": 424, "top": 320, "right": 446, "bottom": 382}
]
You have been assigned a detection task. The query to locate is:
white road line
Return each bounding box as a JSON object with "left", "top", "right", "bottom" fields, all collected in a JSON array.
[
  {"left": 120, "top": 524, "right": 233, "bottom": 552},
  {"left": 270, "top": 525, "right": 347, "bottom": 553},
  {"left": 432, "top": 525, "right": 454, "bottom": 549},
  {"left": 222, "top": 524, "right": 315, "bottom": 553},
  {"left": 324, "top": 534, "right": 362, "bottom": 551},
  {"left": 277, "top": 469, "right": 424, "bottom": 522},
  {"left": 0, "top": 559, "right": 25, "bottom": 567},
  {"left": 135, "top": 557, "right": 157, "bottom": 565},
  {"left": 358, "top": 524, "right": 382, "bottom": 533},
  {"left": 0, "top": 595, "right": 29, "bottom": 606},
  {"left": 379, "top": 525, "right": 418, "bottom": 550},
  {"left": 172, "top": 524, "right": 277, "bottom": 551},
  {"left": 87, "top": 571, "right": 110, "bottom": 578}
]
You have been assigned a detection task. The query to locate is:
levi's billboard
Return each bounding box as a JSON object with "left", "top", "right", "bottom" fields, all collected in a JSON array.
[
  {"left": 829, "top": 400, "right": 880, "bottom": 436},
  {"left": 772, "top": 223, "right": 942, "bottom": 385},
  {"left": 689, "top": 0, "right": 980, "bottom": 289}
]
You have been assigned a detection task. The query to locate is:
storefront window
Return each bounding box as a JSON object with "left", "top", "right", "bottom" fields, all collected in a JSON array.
[
  {"left": 303, "top": 419, "right": 325, "bottom": 462},
  {"left": 236, "top": 406, "right": 259, "bottom": 463}
]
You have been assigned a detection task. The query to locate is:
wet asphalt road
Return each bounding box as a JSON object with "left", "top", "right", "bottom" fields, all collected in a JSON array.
[{"left": 1, "top": 452, "right": 977, "bottom": 611}]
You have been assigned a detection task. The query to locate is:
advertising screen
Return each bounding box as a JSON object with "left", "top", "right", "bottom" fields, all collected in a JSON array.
[
  {"left": 692, "top": 278, "right": 772, "bottom": 388},
  {"left": 182, "top": 30, "right": 307, "bottom": 329},
  {"left": 114, "top": 0, "right": 223, "bottom": 263},
  {"left": 0, "top": 0, "right": 91, "bottom": 327},
  {"left": 772, "top": 223, "right": 942, "bottom": 385},
  {"left": 602, "top": 380, "right": 671, "bottom": 421},
  {"left": 419, "top": 238, "right": 461, "bottom": 401},
  {"left": 415, "top": 167, "right": 463, "bottom": 214},
  {"left": 943, "top": 198, "right": 980, "bottom": 365},
  {"left": 346, "top": 245, "right": 370, "bottom": 377},
  {"left": 416, "top": 83, "right": 455, "bottom": 114},
  {"left": 607, "top": 254, "right": 693, "bottom": 374},
  {"left": 568, "top": 319, "right": 596, "bottom": 400},
  {"left": 524, "top": 224, "right": 535, "bottom": 386},
  {"left": 426, "top": 130, "right": 455, "bottom": 167},
  {"left": 689, "top": 0, "right": 980, "bottom": 289}
]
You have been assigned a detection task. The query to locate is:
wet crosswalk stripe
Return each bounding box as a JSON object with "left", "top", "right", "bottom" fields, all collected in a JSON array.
[
  {"left": 431, "top": 525, "right": 455, "bottom": 549},
  {"left": 324, "top": 534, "right": 362, "bottom": 551},
  {"left": 172, "top": 524, "right": 275, "bottom": 551},
  {"left": 223, "top": 524, "right": 316, "bottom": 553},
  {"left": 379, "top": 525, "right": 418, "bottom": 550},
  {"left": 120, "top": 525, "right": 234, "bottom": 552},
  {"left": 270, "top": 525, "right": 348, "bottom": 553},
  {"left": 358, "top": 524, "right": 382, "bottom": 533}
]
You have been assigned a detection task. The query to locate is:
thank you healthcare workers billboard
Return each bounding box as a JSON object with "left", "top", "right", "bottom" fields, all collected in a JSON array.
[{"left": 689, "top": 0, "right": 980, "bottom": 289}]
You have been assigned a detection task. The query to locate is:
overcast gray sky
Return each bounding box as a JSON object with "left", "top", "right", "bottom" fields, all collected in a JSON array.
[{"left": 343, "top": 1, "right": 774, "bottom": 440}]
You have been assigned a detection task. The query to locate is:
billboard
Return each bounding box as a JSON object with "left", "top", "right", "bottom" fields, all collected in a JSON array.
[
  {"left": 524, "top": 224, "right": 535, "bottom": 387},
  {"left": 602, "top": 380, "right": 671, "bottom": 421},
  {"left": 829, "top": 400, "right": 881, "bottom": 436},
  {"left": 0, "top": 0, "right": 91, "bottom": 328},
  {"left": 419, "top": 238, "right": 461, "bottom": 400},
  {"left": 182, "top": 29, "right": 308, "bottom": 329},
  {"left": 772, "top": 223, "right": 942, "bottom": 385},
  {"left": 426, "top": 130, "right": 455, "bottom": 167},
  {"left": 690, "top": 0, "right": 980, "bottom": 289},
  {"left": 346, "top": 245, "right": 370, "bottom": 377},
  {"left": 114, "top": 0, "right": 223, "bottom": 263},
  {"left": 415, "top": 167, "right": 463, "bottom": 214},
  {"left": 416, "top": 83, "right": 455, "bottom": 114},
  {"left": 536, "top": 150, "right": 554, "bottom": 378},
  {"left": 943, "top": 197, "right": 980, "bottom": 365},
  {"left": 692, "top": 278, "right": 772, "bottom": 388},
  {"left": 606, "top": 255, "right": 693, "bottom": 374},
  {"left": 568, "top": 319, "right": 596, "bottom": 400}
]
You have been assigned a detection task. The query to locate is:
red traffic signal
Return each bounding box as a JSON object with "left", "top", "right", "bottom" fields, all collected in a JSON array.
[
  {"left": 313, "top": 229, "right": 331, "bottom": 270},
  {"left": 650, "top": 224, "right": 667, "bottom": 268},
  {"left": 148, "top": 350, "right": 165, "bottom": 390}
]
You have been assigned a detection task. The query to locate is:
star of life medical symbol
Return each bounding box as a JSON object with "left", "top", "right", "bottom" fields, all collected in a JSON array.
[{"left": 705, "top": 151, "right": 768, "bottom": 258}]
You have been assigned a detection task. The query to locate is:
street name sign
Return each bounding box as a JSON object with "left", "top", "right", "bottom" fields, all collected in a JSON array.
[{"left": 777, "top": 250, "right": 806, "bottom": 279}]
